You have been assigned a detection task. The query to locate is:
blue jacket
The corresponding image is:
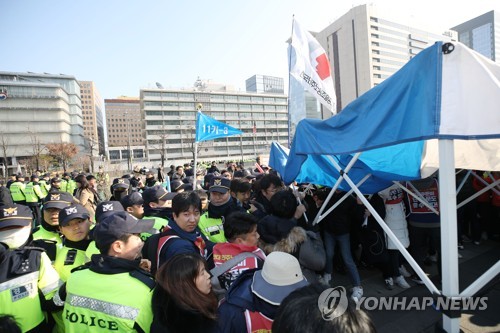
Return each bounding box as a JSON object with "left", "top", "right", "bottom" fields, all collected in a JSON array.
[
  {"left": 217, "top": 269, "right": 278, "bottom": 333},
  {"left": 142, "top": 218, "right": 214, "bottom": 275},
  {"left": 164, "top": 218, "right": 213, "bottom": 259}
]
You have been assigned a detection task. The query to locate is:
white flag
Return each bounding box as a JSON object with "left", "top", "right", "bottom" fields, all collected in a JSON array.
[{"left": 290, "top": 19, "right": 336, "bottom": 113}]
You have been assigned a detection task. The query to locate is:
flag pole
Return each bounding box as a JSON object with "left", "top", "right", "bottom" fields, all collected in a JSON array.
[
  {"left": 193, "top": 104, "right": 202, "bottom": 185},
  {"left": 286, "top": 15, "right": 295, "bottom": 148}
]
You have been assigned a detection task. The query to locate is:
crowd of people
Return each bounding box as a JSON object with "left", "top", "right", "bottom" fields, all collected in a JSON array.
[{"left": 0, "top": 160, "right": 498, "bottom": 332}]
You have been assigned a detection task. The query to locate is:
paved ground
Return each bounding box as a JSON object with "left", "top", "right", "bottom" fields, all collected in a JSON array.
[{"left": 329, "top": 239, "right": 500, "bottom": 333}]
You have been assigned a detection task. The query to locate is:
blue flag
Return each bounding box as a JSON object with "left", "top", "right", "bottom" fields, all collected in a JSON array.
[{"left": 195, "top": 111, "right": 243, "bottom": 142}]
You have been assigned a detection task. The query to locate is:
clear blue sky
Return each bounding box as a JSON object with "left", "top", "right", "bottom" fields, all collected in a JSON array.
[{"left": 2, "top": 0, "right": 498, "bottom": 100}]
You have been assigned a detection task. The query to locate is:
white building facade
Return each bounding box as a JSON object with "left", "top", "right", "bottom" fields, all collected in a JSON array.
[
  {"left": 141, "top": 84, "right": 288, "bottom": 165},
  {"left": 316, "top": 4, "right": 457, "bottom": 111},
  {"left": 0, "top": 71, "right": 85, "bottom": 174}
]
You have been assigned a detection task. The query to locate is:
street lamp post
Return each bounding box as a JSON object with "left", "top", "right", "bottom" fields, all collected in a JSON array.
[
  {"left": 124, "top": 112, "right": 132, "bottom": 172},
  {"left": 193, "top": 103, "right": 202, "bottom": 179}
]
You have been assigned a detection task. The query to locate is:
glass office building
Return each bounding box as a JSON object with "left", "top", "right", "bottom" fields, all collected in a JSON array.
[{"left": 452, "top": 10, "right": 499, "bottom": 62}]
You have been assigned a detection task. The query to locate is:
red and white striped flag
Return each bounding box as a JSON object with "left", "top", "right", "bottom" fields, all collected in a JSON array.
[{"left": 290, "top": 19, "right": 336, "bottom": 113}]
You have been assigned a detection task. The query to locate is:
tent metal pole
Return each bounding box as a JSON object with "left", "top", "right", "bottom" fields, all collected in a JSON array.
[
  {"left": 439, "top": 139, "right": 460, "bottom": 333},
  {"left": 460, "top": 260, "right": 500, "bottom": 297},
  {"left": 325, "top": 155, "right": 441, "bottom": 295},
  {"left": 486, "top": 172, "right": 500, "bottom": 193},
  {"left": 472, "top": 171, "right": 500, "bottom": 196},
  {"left": 315, "top": 174, "right": 371, "bottom": 225},
  {"left": 313, "top": 153, "right": 362, "bottom": 224},
  {"left": 456, "top": 179, "right": 500, "bottom": 209},
  {"left": 455, "top": 169, "right": 470, "bottom": 195},
  {"left": 405, "top": 181, "right": 440, "bottom": 215}
]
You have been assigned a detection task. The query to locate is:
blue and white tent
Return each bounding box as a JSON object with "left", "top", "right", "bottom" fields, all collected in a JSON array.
[
  {"left": 282, "top": 41, "right": 500, "bottom": 333},
  {"left": 284, "top": 42, "right": 500, "bottom": 188}
]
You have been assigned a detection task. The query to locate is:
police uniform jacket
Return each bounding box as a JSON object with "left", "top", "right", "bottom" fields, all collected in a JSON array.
[
  {"left": 61, "top": 254, "right": 155, "bottom": 333},
  {"left": 0, "top": 243, "right": 61, "bottom": 332}
]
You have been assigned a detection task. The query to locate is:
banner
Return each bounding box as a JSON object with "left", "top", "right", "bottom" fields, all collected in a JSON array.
[
  {"left": 290, "top": 19, "right": 336, "bottom": 113},
  {"left": 195, "top": 111, "right": 243, "bottom": 142}
]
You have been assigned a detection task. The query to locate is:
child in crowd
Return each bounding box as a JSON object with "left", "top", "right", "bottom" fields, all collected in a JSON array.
[{"left": 212, "top": 212, "right": 266, "bottom": 290}]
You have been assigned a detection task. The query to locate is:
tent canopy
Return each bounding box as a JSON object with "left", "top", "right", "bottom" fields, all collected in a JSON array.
[{"left": 282, "top": 42, "right": 500, "bottom": 191}]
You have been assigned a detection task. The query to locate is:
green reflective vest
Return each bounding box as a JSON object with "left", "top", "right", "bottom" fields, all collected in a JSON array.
[
  {"left": 54, "top": 243, "right": 90, "bottom": 333},
  {"left": 63, "top": 268, "right": 153, "bottom": 332},
  {"left": 33, "top": 225, "right": 62, "bottom": 245},
  {"left": 0, "top": 250, "right": 61, "bottom": 332},
  {"left": 66, "top": 179, "right": 77, "bottom": 195},
  {"left": 54, "top": 245, "right": 90, "bottom": 282},
  {"left": 140, "top": 215, "right": 168, "bottom": 241},
  {"left": 9, "top": 181, "right": 26, "bottom": 202},
  {"left": 53, "top": 241, "right": 92, "bottom": 333},
  {"left": 85, "top": 241, "right": 100, "bottom": 259},
  {"left": 25, "top": 182, "right": 45, "bottom": 203},
  {"left": 39, "top": 179, "right": 51, "bottom": 197},
  {"left": 60, "top": 179, "right": 68, "bottom": 192},
  {"left": 198, "top": 212, "right": 227, "bottom": 243}
]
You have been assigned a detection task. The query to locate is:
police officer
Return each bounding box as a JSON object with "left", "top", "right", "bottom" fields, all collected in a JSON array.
[
  {"left": 6, "top": 174, "right": 17, "bottom": 189},
  {"left": 39, "top": 173, "right": 51, "bottom": 197},
  {"left": 60, "top": 211, "right": 155, "bottom": 332},
  {"left": 54, "top": 204, "right": 93, "bottom": 282},
  {"left": 49, "top": 177, "right": 62, "bottom": 193},
  {"left": 51, "top": 204, "right": 94, "bottom": 333},
  {"left": 9, "top": 175, "right": 26, "bottom": 205},
  {"left": 32, "top": 192, "right": 74, "bottom": 261},
  {"left": 142, "top": 185, "right": 172, "bottom": 234},
  {"left": 25, "top": 174, "right": 46, "bottom": 227},
  {"left": 198, "top": 176, "right": 246, "bottom": 243},
  {"left": 0, "top": 204, "right": 62, "bottom": 332},
  {"left": 60, "top": 173, "right": 77, "bottom": 195},
  {"left": 110, "top": 178, "right": 131, "bottom": 201}
]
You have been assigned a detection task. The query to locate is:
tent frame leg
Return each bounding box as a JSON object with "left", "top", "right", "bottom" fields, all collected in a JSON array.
[{"left": 439, "top": 139, "right": 460, "bottom": 333}]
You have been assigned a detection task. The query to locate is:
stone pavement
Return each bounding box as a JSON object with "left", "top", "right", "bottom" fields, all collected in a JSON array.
[{"left": 329, "top": 239, "right": 500, "bottom": 333}]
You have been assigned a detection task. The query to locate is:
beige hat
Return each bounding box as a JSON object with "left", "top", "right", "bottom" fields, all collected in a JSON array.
[{"left": 251, "top": 251, "right": 308, "bottom": 305}]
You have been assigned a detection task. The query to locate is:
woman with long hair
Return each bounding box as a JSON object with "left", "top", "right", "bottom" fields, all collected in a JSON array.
[
  {"left": 74, "top": 174, "right": 96, "bottom": 223},
  {"left": 151, "top": 253, "right": 218, "bottom": 333}
]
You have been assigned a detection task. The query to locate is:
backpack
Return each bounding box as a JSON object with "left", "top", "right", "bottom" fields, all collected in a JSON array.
[
  {"left": 210, "top": 252, "right": 260, "bottom": 300},
  {"left": 298, "top": 231, "right": 326, "bottom": 271}
]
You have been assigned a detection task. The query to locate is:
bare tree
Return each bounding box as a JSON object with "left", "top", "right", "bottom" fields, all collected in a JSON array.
[
  {"left": 27, "top": 125, "right": 46, "bottom": 171},
  {"left": 181, "top": 125, "right": 205, "bottom": 162},
  {"left": 0, "top": 131, "right": 12, "bottom": 177},
  {"left": 46, "top": 142, "right": 78, "bottom": 172},
  {"left": 39, "top": 154, "right": 53, "bottom": 172},
  {"left": 73, "top": 154, "right": 91, "bottom": 173},
  {"left": 148, "top": 125, "right": 170, "bottom": 168}
]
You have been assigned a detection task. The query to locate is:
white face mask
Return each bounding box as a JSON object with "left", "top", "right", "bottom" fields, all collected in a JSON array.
[{"left": 0, "top": 227, "right": 31, "bottom": 249}]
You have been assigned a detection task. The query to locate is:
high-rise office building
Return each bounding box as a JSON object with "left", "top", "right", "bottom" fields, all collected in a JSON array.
[
  {"left": 0, "top": 71, "right": 84, "bottom": 174},
  {"left": 104, "top": 97, "right": 145, "bottom": 162},
  {"left": 141, "top": 80, "right": 288, "bottom": 165},
  {"left": 79, "top": 81, "right": 106, "bottom": 157},
  {"left": 246, "top": 75, "right": 285, "bottom": 94},
  {"left": 315, "top": 4, "right": 457, "bottom": 111},
  {"left": 452, "top": 10, "right": 499, "bottom": 62}
]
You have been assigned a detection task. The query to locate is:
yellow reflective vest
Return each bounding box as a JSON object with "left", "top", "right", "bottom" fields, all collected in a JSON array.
[
  {"left": 25, "top": 182, "right": 45, "bottom": 203},
  {"left": 63, "top": 264, "right": 154, "bottom": 332},
  {"left": 141, "top": 215, "right": 168, "bottom": 241},
  {"left": 33, "top": 225, "right": 62, "bottom": 245},
  {"left": 198, "top": 212, "right": 227, "bottom": 243},
  {"left": 39, "top": 179, "right": 51, "bottom": 197},
  {"left": 0, "top": 248, "right": 61, "bottom": 332},
  {"left": 9, "top": 181, "right": 26, "bottom": 202}
]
